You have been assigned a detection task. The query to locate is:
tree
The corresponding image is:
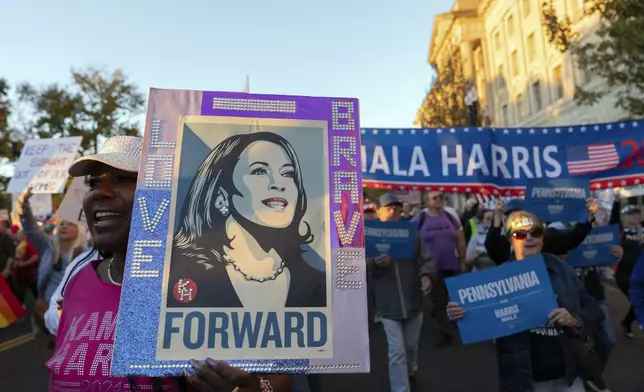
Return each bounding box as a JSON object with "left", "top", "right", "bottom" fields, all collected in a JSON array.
[
  {"left": 0, "top": 68, "right": 145, "bottom": 212},
  {"left": 0, "top": 78, "right": 12, "bottom": 160},
  {"left": 72, "top": 67, "right": 145, "bottom": 153},
  {"left": 417, "top": 45, "right": 482, "bottom": 128},
  {"left": 10, "top": 66, "right": 145, "bottom": 156},
  {"left": 542, "top": 0, "right": 644, "bottom": 117}
]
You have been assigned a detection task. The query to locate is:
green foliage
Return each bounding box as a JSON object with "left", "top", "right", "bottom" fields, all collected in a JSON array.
[
  {"left": 0, "top": 67, "right": 144, "bottom": 210},
  {"left": 418, "top": 46, "right": 479, "bottom": 128},
  {"left": 72, "top": 67, "right": 145, "bottom": 153},
  {"left": 5, "top": 66, "right": 145, "bottom": 157},
  {"left": 542, "top": 0, "right": 644, "bottom": 117}
]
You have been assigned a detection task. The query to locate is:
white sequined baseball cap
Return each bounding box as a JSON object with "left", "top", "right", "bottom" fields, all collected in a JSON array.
[{"left": 68, "top": 136, "right": 143, "bottom": 177}]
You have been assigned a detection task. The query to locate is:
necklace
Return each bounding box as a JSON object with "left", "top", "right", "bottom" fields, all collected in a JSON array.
[
  {"left": 107, "top": 258, "right": 122, "bottom": 286},
  {"left": 227, "top": 259, "right": 286, "bottom": 283}
]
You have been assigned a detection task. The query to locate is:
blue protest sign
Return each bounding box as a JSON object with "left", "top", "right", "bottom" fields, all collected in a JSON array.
[
  {"left": 360, "top": 121, "right": 644, "bottom": 194},
  {"left": 524, "top": 179, "right": 589, "bottom": 222},
  {"left": 445, "top": 255, "right": 558, "bottom": 344},
  {"left": 567, "top": 225, "right": 620, "bottom": 268},
  {"left": 364, "top": 220, "right": 417, "bottom": 259}
]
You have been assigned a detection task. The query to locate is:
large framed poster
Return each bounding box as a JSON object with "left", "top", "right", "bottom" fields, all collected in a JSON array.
[{"left": 111, "top": 89, "right": 368, "bottom": 376}]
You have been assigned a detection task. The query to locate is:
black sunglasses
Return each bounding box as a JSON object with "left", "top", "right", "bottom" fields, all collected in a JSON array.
[{"left": 510, "top": 226, "right": 545, "bottom": 240}]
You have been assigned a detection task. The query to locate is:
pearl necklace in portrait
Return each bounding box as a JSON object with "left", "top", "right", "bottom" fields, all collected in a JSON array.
[{"left": 226, "top": 258, "right": 286, "bottom": 283}]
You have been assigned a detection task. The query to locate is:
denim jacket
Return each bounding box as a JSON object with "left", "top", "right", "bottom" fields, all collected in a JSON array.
[{"left": 495, "top": 254, "right": 604, "bottom": 392}]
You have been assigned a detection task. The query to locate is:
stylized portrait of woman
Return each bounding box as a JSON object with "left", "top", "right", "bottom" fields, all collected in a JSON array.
[{"left": 167, "top": 131, "right": 327, "bottom": 308}]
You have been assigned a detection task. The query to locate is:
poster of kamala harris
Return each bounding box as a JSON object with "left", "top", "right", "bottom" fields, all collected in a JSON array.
[{"left": 111, "top": 89, "right": 369, "bottom": 377}]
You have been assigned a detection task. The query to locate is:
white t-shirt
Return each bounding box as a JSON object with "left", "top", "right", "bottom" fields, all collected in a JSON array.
[{"left": 44, "top": 249, "right": 100, "bottom": 335}]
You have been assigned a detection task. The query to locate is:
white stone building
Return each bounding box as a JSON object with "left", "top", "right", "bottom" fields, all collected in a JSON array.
[{"left": 416, "top": 0, "right": 629, "bottom": 128}]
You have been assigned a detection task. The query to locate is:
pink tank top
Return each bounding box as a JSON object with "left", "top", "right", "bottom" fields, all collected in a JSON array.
[{"left": 47, "top": 261, "right": 181, "bottom": 391}]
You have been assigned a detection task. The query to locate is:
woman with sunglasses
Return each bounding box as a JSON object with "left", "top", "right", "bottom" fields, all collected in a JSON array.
[
  {"left": 485, "top": 198, "right": 595, "bottom": 267},
  {"left": 447, "top": 212, "right": 604, "bottom": 392}
]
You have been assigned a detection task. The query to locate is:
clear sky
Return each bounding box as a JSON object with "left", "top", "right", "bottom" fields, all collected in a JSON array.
[{"left": 1, "top": 0, "right": 452, "bottom": 128}]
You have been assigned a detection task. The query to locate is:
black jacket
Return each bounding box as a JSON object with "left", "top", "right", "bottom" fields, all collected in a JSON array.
[{"left": 366, "top": 235, "right": 434, "bottom": 320}]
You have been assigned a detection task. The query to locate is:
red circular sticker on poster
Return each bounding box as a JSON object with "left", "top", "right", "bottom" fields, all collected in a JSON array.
[{"left": 173, "top": 279, "right": 198, "bottom": 303}]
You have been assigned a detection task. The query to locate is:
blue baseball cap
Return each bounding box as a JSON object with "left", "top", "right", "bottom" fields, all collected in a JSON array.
[{"left": 379, "top": 193, "right": 402, "bottom": 208}]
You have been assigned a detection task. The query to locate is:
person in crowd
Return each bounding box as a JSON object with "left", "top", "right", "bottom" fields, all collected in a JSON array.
[
  {"left": 412, "top": 190, "right": 465, "bottom": 348},
  {"left": 16, "top": 203, "right": 85, "bottom": 304},
  {"left": 45, "top": 135, "right": 290, "bottom": 392},
  {"left": 630, "top": 251, "right": 644, "bottom": 331},
  {"left": 44, "top": 248, "right": 100, "bottom": 336},
  {"left": 43, "top": 223, "right": 56, "bottom": 237},
  {"left": 0, "top": 219, "right": 16, "bottom": 285},
  {"left": 461, "top": 197, "right": 481, "bottom": 244},
  {"left": 9, "top": 224, "right": 21, "bottom": 244},
  {"left": 367, "top": 193, "right": 434, "bottom": 392},
  {"left": 11, "top": 231, "right": 39, "bottom": 304},
  {"left": 609, "top": 202, "right": 642, "bottom": 338},
  {"left": 547, "top": 221, "right": 619, "bottom": 392},
  {"left": 364, "top": 200, "right": 379, "bottom": 328},
  {"left": 401, "top": 201, "right": 413, "bottom": 220},
  {"left": 448, "top": 211, "right": 605, "bottom": 392},
  {"left": 18, "top": 192, "right": 86, "bottom": 357},
  {"left": 364, "top": 201, "right": 378, "bottom": 221},
  {"left": 485, "top": 198, "right": 594, "bottom": 266},
  {"left": 465, "top": 209, "right": 495, "bottom": 271}
]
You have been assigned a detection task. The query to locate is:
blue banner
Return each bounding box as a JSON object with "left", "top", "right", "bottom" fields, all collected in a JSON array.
[
  {"left": 445, "top": 255, "right": 558, "bottom": 344},
  {"left": 360, "top": 121, "right": 644, "bottom": 194},
  {"left": 524, "top": 179, "right": 589, "bottom": 222},
  {"left": 364, "top": 220, "right": 417, "bottom": 259},
  {"left": 567, "top": 225, "right": 620, "bottom": 268}
]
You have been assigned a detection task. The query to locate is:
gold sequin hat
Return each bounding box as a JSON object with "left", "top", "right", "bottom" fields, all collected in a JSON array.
[
  {"left": 68, "top": 136, "right": 143, "bottom": 177},
  {"left": 505, "top": 211, "right": 542, "bottom": 236}
]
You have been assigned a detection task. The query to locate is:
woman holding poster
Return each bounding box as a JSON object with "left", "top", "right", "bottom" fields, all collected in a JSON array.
[
  {"left": 46, "top": 136, "right": 289, "bottom": 392},
  {"left": 448, "top": 212, "right": 604, "bottom": 392},
  {"left": 169, "top": 131, "right": 327, "bottom": 309}
]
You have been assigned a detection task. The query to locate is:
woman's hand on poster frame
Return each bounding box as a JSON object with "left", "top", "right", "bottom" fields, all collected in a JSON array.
[{"left": 186, "top": 359, "right": 289, "bottom": 391}]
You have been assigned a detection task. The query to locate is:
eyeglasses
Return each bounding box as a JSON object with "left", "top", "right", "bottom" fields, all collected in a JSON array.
[
  {"left": 510, "top": 226, "right": 545, "bottom": 240},
  {"left": 430, "top": 194, "right": 444, "bottom": 201}
]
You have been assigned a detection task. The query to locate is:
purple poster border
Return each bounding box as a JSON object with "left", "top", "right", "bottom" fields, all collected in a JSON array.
[{"left": 111, "top": 89, "right": 369, "bottom": 376}]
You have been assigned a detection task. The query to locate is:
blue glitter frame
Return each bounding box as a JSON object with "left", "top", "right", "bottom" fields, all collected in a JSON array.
[{"left": 111, "top": 89, "right": 368, "bottom": 376}]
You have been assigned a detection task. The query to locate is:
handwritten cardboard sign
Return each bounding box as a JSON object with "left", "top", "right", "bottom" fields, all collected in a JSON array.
[
  {"left": 56, "top": 177, "right": 88, "bottom": 223},
  {"left": 6, "top": 136, "right": 82, "bottom": 194}
]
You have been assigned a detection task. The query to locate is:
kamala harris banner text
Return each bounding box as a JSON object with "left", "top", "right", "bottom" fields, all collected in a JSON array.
[{"left": 360, "top": 120, "right": 644, "bottom": 195}]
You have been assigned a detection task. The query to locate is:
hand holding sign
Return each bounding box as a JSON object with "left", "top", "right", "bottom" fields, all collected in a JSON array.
[
  {"left": 447, "top": 302, "right": 465, "bottom": 321},
  {"left": 375, "top": 254, "right": 391, "bottom": 267},
  {"left": 548, "top": 308, "right": 580, "bottom": 328}
]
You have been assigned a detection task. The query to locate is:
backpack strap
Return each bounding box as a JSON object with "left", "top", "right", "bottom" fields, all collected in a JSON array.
[
  {"left": 445, "top": 210, "right": 460, "bottom": 231},
  {"left": 417, "top": 210, "right": 427, "bottom": 230}
]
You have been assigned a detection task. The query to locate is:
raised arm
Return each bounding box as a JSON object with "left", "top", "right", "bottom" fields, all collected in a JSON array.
[
  {"left": 16, "top": 189, "right": 53, "bottom": 255},
  {"left": 485, "top": 199, "right": 510, "bottom": 265}
]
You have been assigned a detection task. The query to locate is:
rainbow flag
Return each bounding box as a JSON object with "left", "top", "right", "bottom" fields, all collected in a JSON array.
[{"left": 0, "top": 275, "right": 26, "bottom": 328}]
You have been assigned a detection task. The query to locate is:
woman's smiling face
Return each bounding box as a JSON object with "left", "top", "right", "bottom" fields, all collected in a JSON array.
[{"left": 232, "top": 141, "right": 298, "bottom": 228}]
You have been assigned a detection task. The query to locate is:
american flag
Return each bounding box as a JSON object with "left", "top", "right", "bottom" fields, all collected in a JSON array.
[{"left": 566, "top": 143, "right": 619, "bottom": 175}]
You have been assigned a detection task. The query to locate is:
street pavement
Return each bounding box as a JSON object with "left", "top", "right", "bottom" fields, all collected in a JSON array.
[{"left": 1, "top": 285, "right": 643, "bottom": 392}]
